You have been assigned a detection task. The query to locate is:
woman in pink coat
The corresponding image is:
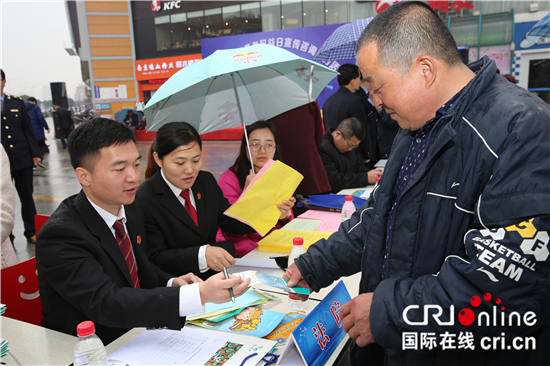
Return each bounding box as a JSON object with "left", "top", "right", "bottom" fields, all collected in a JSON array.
[{"left": 216, "top": 121, "right": 295, "bottom": 257}]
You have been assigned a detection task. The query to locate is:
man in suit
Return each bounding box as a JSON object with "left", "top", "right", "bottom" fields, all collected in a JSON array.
[
  {"left": 36, "top": 118, "right": 250, "bottom": 344},
  {"left": 0, "top": 69, "right": 41, "bottom": 243},
  {"left": 52, "top": 102, "right": 74, "bottom": 149},
  {"left": 124, "top": 109, "right": 139, "bottom": 136},
  {"left": 319, "top": 117, "right": 382, "bottom": 193},
  {"left": 322, "top": 64, "right": 373, "bottom": 166},
  {"left": 355, "top": 79, "right": 381, "bottom": 169}
]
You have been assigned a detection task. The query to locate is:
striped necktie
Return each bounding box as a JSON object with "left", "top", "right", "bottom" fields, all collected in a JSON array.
[
  {"left": 112, "top": 219, "right": 140, "bottom": 288},
  {"left": 180, "top": 189, "right": 198, "bottom": 226}
]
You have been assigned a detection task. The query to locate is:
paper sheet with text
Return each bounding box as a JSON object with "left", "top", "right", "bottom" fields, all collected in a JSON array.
[{"left": 224, "top": 159, "right": 303, "bottom": 236}]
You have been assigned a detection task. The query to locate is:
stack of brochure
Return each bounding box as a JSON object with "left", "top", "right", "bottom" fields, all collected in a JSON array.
[
  {"left": 1, "top": 304, "right": 7, "bottom": 358},
  {"left": 0, "top": 338, "right": 7, "bottom": 358}
]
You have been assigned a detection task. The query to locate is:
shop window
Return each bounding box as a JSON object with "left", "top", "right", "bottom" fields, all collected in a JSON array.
[
  {"left": 480, "top": 12, "right": 513, "bottom": 45},
  {"left": 261, "top": 1, "right": 281, "bottom": 32},
  {"left": 242, "top": 2, "right": 261, "bottom": 34},
  {"left": 450, "top": 15, "right": 480, "bottom": 47},
  {"left": 205, "top": 8, "right": 223, "bottom": 38},
  {"left": 188, "top": 10, "right": 205, "bottom": 49},
  {"left": 171, "top": 13, "right": 188, "bottom": 50},
  {"left": 155, "top": 15, "right": 172, "bottom": 51},
  {"left": 223, "top": 5, "right": 242, "bottom": 36},
  {"left": 303, "top": 0, "right": 324, "bottom": 27},
  {"left": 281, "top": 0, "right": 302, "bottom": 29},
  {"left": 349, "top": 1, "right": 375, "bottom": 22},
  {"left": 325, "top": 1, "right": 348, "bottom": 25},
  {"left": 528, "top": 58, "right": 550, "bottom": 104}
]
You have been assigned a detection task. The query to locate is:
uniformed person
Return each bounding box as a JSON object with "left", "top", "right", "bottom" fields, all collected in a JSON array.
[{"left": 1, "top": 69, "right": 41, "bottom": 243}]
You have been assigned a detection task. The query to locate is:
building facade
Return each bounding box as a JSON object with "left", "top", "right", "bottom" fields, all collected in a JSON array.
[{"left": 66, "top": 0, "right": 550, "bottom": 116}]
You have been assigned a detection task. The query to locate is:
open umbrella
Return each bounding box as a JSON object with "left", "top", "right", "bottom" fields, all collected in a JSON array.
[
  {"left": 527, "top": 12, "right": 550, "bottom": 38},
  {"left": 144, "top": 44, "right": 337, "bottom": 172},
  {"left": 313, "top": 17, "right": 373, "bottom": 63},
  {"left": 114, "top": 108, "right": 144, "bottom": 123}
]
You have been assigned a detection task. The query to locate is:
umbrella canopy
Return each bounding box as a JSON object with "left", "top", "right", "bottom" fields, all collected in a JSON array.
[
  {"left": 527, "top": 12, "right": 550, "bottom": 38},
  {"left": 313, "top": 18, "right": 373, "bottom": 63},
  {"left": 114, "top": 108, "right": 144, "bottom": 123},
  {"left": 143, "top": 44, "right": 338, "bottom": 134}
]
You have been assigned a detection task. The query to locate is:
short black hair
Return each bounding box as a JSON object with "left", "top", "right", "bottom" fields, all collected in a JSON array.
[
  {"left": 68, "top": 117, "right": 136, "bottom": 171},
  {"left": 337, "top": 117, "right": 365, "bottom": 141},
  {"left": 145, "top": 121, "right": 202, "bottom": 179},
  {"left": 1, "top": 69, "right": 5, "bottom": 80},
  {"left": 27, "top": 97, "right": 37, "bottom": 103},
  {"left": 356, "top": 1, "right": 462, "bottom": 74},
  {"left": 337, "top": 64, "right": 360, "bottom": 86}
]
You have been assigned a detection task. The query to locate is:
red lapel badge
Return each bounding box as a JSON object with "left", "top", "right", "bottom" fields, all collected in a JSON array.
[
  {"left": 137, "top": 235, "right": 142, "bottom": 244},
  {"left": 197, "top": 193, "right": 201, "bottom": 200}
]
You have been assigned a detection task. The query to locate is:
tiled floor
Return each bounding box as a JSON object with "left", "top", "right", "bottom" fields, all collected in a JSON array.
[{"left": 11, "top": 117, "right": 240, "bottom": 263}]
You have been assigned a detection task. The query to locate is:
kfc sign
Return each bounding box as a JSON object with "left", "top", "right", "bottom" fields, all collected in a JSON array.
[
  {"left": 376, "top": 0, "right": 474, "bottom": 14},
  {"left": 151, "top": 0, "right": 161, "bottom": 12},
  {"left": 151, "top": 1, "right": 182, "bottom": 12}
]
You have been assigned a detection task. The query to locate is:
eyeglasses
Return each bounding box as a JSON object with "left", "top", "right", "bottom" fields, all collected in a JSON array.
[
  {"left": 249, "top": 142, "right": 276, "bottom": 153},
  {"left": 342, "top": 135, "right": 359, "bottom": 149}
]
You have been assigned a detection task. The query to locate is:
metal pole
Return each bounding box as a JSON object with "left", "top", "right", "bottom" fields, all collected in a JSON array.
[{"left": 230, "top": 72, "right": 255, "bottom": 174}]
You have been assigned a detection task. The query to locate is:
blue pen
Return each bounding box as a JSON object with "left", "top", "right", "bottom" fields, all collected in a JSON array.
[{"left": 222, "top": 267, "right": 235, "bottom": 303}]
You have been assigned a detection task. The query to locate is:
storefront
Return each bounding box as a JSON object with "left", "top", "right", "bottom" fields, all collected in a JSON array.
[
  {"left": 135, "top": 53, "right": 202, "bottom": 104},
  {"left": 513, "top": 19, "right": 550, "bottom": 103}
]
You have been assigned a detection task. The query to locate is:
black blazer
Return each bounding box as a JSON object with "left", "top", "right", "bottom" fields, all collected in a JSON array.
[
  {"left": 318, "top": 130, "right": 370, "bottom": 193},
  {"left": 322, "top": 87, "right": 368, "bottom": 133},
  {"left": 1, "top": 94, "right": 40, "bottom": 171},
  {"left": 53, "top": 106, "right": 73, "bottom": 129},
  {"left": 136, "top": 170, "right": 255, "bottom": 279},
  {"left": 36, "top": 191, "right": 182, "bottom": 344}
]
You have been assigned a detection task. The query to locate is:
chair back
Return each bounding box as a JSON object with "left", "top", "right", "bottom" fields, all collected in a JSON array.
[
  {"left": 35, "top": 214, "right": 50, "bottom": 235},
  {"left": 0, "top": 257, "right": 43, "bottom": 326}
]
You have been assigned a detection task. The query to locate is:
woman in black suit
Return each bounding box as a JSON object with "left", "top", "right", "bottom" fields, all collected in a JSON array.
[{"left": 136, "top": 122, "right": 255, "bottom": 279}]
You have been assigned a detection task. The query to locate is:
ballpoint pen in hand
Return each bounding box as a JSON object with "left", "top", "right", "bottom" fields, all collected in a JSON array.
[{"left": 222, "top": 267, "right": 235, "bottom": 303}]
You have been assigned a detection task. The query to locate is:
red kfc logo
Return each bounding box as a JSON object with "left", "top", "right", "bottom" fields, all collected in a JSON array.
[
  {"left": 376, "top": 0, "right": 399, "bottom": 13},
  {"left": 151, "top": 0, "right": 161, "bottom": 12}
]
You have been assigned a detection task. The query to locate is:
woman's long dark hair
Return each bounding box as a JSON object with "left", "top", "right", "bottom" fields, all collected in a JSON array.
[
  {"left": 229, "top": 121, "right": 282, "bottom": 191},
  {"left": 145, "top": 122, "right": 202, "bottom": 179}
]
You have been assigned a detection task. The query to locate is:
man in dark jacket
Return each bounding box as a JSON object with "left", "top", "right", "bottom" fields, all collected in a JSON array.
[
  {"left": 52, "top": 103, "right": 74, "bottom": 149},
  {"left": 284, "top": 2, "right": 550, "bottom": 365},
  {"left": 1, "top": 69, "right": 41, "bottom": 243},
  {"left": 319, "top": 117, "right": 382, "bottom": 193},
  {"left": 25, "top": 97, "right": 49, "bottom": 168}
]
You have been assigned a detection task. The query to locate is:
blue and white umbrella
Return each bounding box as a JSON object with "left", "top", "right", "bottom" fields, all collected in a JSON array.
[
  {"left": 313, "top": 17, "right": 373, "bottom": 63},
  {"left": 527, "top": 12, "right": 550, "bottom": 38}
]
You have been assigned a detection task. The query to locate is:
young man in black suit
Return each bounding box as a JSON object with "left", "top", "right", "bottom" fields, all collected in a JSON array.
[
  {"left": 0, "top": 69, "right": 41, "bottom": 243},
  {"left": 36, "top": 118, "right": 250, "bottom": 344}
]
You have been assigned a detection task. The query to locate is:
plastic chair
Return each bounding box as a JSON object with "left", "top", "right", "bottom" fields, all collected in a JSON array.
[
  {"left": 35, "top": 214, "right": 49, "bottom": 235},
  {"left": 0, "top": 257, "right": 43, "bottom": 326}
]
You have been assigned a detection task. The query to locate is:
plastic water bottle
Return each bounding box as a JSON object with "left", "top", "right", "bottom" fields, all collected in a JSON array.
[
  {"left": 341, "top": 195, "right": 356, "bottom": 222},
  {"left": 288, "top": 237, "right": 309, "bottom": 311},
  {"left": 74, "top": 321, "right": 108, "bottom": 366}
]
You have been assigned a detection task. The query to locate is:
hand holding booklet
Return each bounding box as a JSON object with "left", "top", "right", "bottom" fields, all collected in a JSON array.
[
  {"left": 224, "top": 159, "right": 303, "bottom": 236},
  {"left": 235, "top": 270, "right": 311, "bottom": 295}
]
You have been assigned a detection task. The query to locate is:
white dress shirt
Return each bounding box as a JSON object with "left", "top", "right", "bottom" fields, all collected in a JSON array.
[
  {"left": 160, "top": 169, "right": 210, "bottom": 273},
  {"left": 87, "top": 198, "right": 204, "bottom": 317}
]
